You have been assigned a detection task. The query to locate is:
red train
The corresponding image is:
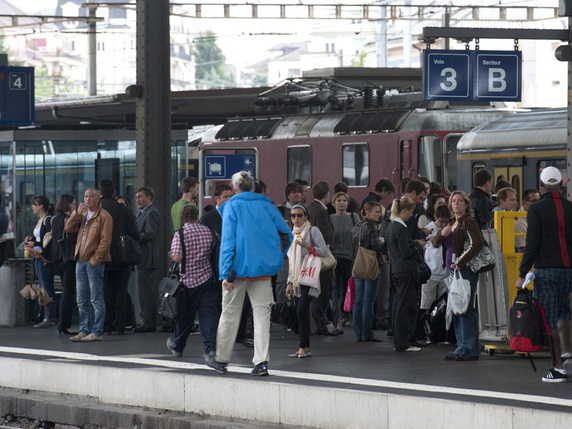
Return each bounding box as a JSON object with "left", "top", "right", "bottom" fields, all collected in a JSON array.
[{"left": 199, "top": 88, "right": 511, "bottom": 206}]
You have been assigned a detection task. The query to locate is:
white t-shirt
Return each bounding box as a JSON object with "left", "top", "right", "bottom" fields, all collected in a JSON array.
[{"left": 424, "top": 221, "right": 446, "bottom": 280}]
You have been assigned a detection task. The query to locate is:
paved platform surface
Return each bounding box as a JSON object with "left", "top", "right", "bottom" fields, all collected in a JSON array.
[{"left": 1, "top": 323, "right": 571, "bottom": 428}]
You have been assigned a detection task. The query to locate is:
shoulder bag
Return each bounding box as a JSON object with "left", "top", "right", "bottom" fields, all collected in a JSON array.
[
  {"left": 42, "top": 216, "right": 53, "bottom": 248},
  {"left": 309, "top": 227, "right": 336, "bottom": 271},
  {"left": 158, "top": 228, "right": 187, "bottom": 320},
  {"left": 462, "top": 220, "right": 495, "bottom": 273},
  {"left": 119, "top": 235, "right": 141, "bottom": 266},
  {"left": 413, "top": 243, "right": 431, "bottom": 285},
  {"left": 351, "top": 223, "right": 379, "bottom": 281}
]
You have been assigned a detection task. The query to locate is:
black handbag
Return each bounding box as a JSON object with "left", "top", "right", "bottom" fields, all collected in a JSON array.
[
  {"left": 413, "top": 243, "right": 431, "bottom": 284},
  {"left": 119, "top": 235, "right": 141, "bottom": 266},
  {"left": 158, "top": 228, "right": 186, "bottom": 320}
]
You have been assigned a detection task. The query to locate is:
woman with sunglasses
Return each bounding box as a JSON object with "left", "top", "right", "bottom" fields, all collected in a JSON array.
[
  {"left": 285, "top": 204, "right": 328, "bottom": 358},
  {"left": 25, "top": 195, "right": 56, "bottom": 328}
]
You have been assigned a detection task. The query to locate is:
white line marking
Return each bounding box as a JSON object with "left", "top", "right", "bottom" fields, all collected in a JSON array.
[{"left": 1, "top": 346, "right": 571, "bottom": 409}]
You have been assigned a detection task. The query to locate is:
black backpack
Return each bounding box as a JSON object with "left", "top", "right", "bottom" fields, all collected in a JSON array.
[{"left": 509, "top": 289, "right": 554, "bottom": 372}]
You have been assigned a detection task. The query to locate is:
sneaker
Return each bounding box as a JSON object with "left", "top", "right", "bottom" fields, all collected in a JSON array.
[
  {"left": 70, "top": 332, "right": 87, "bottom": 342},
  {"left": 562, "top": 352, "right": 572, "bottom": 359},
  {"left": 251, "top": 362, "right": 269, "bottom": 376},
  {"left": 80, "top": 333, "right": 103, "bottom": 342},
  {"left": 166, "top": 338, "right": 182, "bottom": 358},
  {"left": 395, "top": 346, "right": 421, "bottom": 352},
  {"left": 204, "top": 352, "right": 227, "bottom": 374},
  {"left": 542, "top": 368, "right": 567, "bottom": 383}
]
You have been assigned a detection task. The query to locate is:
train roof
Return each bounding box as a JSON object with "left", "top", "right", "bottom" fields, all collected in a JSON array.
[
  {"left": 201, "top": 104, "right": 511, "bottom": 144},
  {"left": 457, "top": 108, "right": 566, "bottom": 153}
]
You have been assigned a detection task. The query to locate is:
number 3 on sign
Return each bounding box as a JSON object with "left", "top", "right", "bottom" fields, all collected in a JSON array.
[
  {"left": 440, "top": 67, "right": 457, "bottom": 92},
  {"left": 9, "top": 73, "right": 27, "bottom": 91}
]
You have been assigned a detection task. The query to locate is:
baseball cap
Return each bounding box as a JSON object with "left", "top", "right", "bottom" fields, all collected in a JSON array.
[{"left": 540, "top": 167, "right": 562, "bottom": 186}]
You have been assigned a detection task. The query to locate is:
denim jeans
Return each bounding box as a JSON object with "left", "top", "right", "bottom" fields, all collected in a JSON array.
[
  {"left": 172, "top": 277, "right": 220, "bottom": 354},
  {"left": 35, "top": 257, "right": 55, "bottom": 298},
  {"left": 452, "top": 268, "right": 480, "bottom": 357},
  {"left": 76, "top": 261, "right": 106, "bottom": 336},
  {"left": 352, "top": 273, "right": 381, "bottom": 340}
]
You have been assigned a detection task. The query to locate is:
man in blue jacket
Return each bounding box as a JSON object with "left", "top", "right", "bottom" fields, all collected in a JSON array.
[
  {"left": 516, "top": 166, "right": 572, "bottom": 382},
  {"left": 205, "top": 171, "right": 293, "bottom": 376}
]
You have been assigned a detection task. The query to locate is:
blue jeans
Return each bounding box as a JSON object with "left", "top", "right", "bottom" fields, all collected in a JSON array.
[
  {"left": 452, "top": 268, "right": 480, "bottom": 357},
  {"left": 76, "top": 261, "right": 106, "bottom": 336},
  {"left": 352, "top": 273, "right": 380, "bottom": 340},
  {"left": 35, "top": 257, "right": 55, "bottom": 298},
  {"left": 172, "top": 277, "right": 220, "bottom": 354}
]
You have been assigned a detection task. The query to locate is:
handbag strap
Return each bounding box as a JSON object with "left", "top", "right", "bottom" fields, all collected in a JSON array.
[
  {"left": 358, "top": 222, "right": 368, "bottom": 247},
  {"left": 461, "top": 219, "right": 488, "bottom": 247},
  {"left": 178, "top": 227, "right": 186, "bottom": 275},
  {"left": 308, "top": 227, "right": 317, "bottom": 256}
]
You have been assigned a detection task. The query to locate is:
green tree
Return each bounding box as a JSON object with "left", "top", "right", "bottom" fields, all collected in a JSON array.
[
  {"left": 351, "top": 50, "right": 367, "bottom": 68},
  {"left": 192, "top": 30, "right": 233, "bottom": 88}
]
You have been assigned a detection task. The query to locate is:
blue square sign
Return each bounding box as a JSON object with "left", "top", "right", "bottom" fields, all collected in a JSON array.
[
  {"left": 423, "top": 50, "right": 471, "bottom": 100},
  {"left": 473, "top": 51, "right": 521, "bottom": 101}
]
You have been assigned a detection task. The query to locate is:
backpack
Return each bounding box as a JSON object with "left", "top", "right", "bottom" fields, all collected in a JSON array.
[{"left": 509, "top": 289, "right": 553, "bottom": 372}]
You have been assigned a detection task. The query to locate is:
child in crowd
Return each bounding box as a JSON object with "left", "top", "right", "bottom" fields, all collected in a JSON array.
[{"left": 421, "top": 205, "right": 452, "bottom": 314}]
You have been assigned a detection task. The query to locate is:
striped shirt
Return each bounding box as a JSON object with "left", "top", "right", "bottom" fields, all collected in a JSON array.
[{"left": 171, "top": 222, "right": 213, "bottom": 288}]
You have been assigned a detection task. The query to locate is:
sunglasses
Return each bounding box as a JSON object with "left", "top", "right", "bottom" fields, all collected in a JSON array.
[{"left": 290, "top": 212, "right": 305, "bottom": 218}]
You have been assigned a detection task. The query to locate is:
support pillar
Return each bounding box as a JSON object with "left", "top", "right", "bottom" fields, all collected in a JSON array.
[{"left": 136, "top": 0, "right": 172, "bottom": 268}]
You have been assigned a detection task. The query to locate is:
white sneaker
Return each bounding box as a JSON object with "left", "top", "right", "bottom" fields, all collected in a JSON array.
[{"left": 405, "top": 346, "right": 421, "bottom": 352}]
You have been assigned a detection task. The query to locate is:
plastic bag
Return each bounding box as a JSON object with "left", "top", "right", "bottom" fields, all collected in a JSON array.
[
  {"left": 447, "top": 270, "right": 471, "bottom": 316},
  {"left": 343, "top": 277, "right": 356, "bottom": 313}
]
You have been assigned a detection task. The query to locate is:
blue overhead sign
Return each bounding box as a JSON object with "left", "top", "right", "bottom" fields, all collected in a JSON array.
[
  {"left": 474, "top": 51, "right": 521, "bottom": 101},
  {"left": 424, "top": 50, "right": 471, "bottom": 99},
  {"left": 423, "top": 50, "right": 521, "bottom": 102},
  {"left": 0, "top": 66, "right": 34, "bottom": 125},
  {"left": 203, "top": 154, "right": 256, "bottom": 180}
]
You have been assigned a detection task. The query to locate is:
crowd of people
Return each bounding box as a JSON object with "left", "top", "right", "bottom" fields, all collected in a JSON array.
[{"left": 20, "top": 166, "right": 572, "bottom": 382}]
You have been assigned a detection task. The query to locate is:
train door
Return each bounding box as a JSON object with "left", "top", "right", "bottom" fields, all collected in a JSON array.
[
  {"left": 400, "top": 139, "right": 414, "bottom": 181},
  {"left": 494, "top": 167, "right": 523, "bottom": 206}
]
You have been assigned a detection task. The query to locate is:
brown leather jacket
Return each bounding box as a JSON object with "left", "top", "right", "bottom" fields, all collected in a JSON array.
[{"left": 65, "top": 203, "right": 113, "bottom": 267}]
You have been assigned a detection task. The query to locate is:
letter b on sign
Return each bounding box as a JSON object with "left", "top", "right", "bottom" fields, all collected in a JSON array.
[{"left": 488, "top": 68, "right": 507, "bottom": 92}]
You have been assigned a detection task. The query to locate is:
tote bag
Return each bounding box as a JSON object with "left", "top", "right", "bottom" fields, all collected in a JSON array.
[
  {"left": 298, "top": 249, "right": 322, "bottom": 289},
  {"left": 351, "top": 224, "right": 378, "bottom": 281}
]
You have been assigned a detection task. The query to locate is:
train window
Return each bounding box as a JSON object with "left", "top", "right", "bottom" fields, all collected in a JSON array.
[
  {"left": 418, "top": 136, "right": 440, "bottom": 185},
  {"left": 287, "top": 146, "right": 312, "bottom": 185},
  {"left": 342, "top": 143, "right": 369, "bottom": 187},
  {"left": 443, "top": 135, "right": 462, "bottom": 193}
]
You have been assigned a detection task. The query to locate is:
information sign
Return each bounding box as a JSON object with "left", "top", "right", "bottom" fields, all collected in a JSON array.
[
  {"left": 423, "top": 50, "right": 521, "bottom": 102},
  {"left": 0, "top": 66, "right": 34, "bottom": 125},
  {"left": 203, "top": 154, "right": 256, "bottom": 180}
]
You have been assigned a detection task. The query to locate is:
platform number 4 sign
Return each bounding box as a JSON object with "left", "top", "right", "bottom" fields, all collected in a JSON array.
[{"left": 9, "top": 72, "right": 28, "bottom": 90}]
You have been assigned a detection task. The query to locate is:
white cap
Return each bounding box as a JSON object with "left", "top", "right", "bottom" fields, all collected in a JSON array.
[{"left": 540, "top": 166, "right": 562, "bottom": 186}]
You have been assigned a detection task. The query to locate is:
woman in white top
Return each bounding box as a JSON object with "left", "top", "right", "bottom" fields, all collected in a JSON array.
[{"left": 25, "top": 195, "right": 56, "bottom": 328}]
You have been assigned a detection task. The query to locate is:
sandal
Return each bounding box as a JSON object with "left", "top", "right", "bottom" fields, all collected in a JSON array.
[{"left": 289, "top": 351, "right": 309, "bottom": 358}]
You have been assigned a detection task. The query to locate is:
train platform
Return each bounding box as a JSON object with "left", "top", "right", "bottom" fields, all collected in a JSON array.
[{"left": 1, "top": 323, "right": 572, "bottom": 429}]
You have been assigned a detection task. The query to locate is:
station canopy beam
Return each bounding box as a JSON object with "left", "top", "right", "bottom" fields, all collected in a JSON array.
[{"left": 421, "top": 27, "right": 572, "bottom": 44}]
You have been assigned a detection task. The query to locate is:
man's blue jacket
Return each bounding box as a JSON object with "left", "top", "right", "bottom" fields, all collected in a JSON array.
[{"left": 219, "top": 192, "right": 293, "bottom": 280}]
